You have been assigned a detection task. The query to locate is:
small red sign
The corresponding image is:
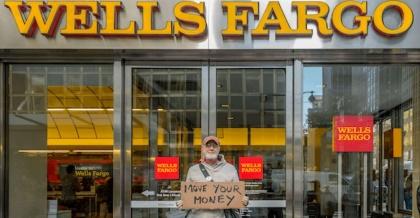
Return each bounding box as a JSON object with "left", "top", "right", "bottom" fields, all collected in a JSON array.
[
  {"left": 154, "top": 156, "right": 179, "bottom": 180},
  {"left": 239, "top": 156, "right": 263, "bottom": 180},
  {"left": 333, "top": 115, "right": 373, "bottom": 153}
]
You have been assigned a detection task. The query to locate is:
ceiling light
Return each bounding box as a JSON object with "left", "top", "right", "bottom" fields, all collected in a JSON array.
[
  {"left": 68, "top": 108, "right": 106, "bottom": 111},
  {"left": 72, "top": 150, "right": 113, "bottom": 153},
  {"left": 47, "top": 108, "right": 114, "bottom": 112},
  {"left": 18, "top": 149, "right": 69, "bottom": 153},
  {"left": 47, "top": 108, "right": 66, "bottom": 112},
  {"left": 132, "top": 108, "right": 149, "bottom": 112}
]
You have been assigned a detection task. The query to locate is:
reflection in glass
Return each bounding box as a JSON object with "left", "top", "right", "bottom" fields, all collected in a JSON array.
[{"left": 302, "top": 65, "right": 419, "bottom": 218}]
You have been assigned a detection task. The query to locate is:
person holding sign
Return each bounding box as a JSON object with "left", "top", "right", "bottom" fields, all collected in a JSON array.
[{"left": 176, "top": 136, "right": 248, "bottom": 217}]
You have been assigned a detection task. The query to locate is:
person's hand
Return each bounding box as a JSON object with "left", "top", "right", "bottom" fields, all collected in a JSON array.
[
  {"left": 242, "top": 196, "right": 249, "bottom": 206},
  {"left": 176, "top": 200, "right": 183, "bottom": 209}
]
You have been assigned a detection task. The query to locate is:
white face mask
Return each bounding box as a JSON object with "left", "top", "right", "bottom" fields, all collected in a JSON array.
[{"left": 204, "top": 152, "right": 219, "bottom": 160}]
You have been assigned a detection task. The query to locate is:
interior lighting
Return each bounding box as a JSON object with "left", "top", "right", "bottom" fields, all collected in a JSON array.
[
  {"left": 47, "top": 108, "right": 66, "bottom": 112},
  {"left": 132, "top": 108, "right": 149, "bottom": 112},
  {"left": 47, "top": 108, "right": 114, "bottom": 112},
  {"left": 18, "top": 149, "right": 70, "bottom": 153},
  {"left": 72, "top": 150, "right": 113, "bottom": 153}
]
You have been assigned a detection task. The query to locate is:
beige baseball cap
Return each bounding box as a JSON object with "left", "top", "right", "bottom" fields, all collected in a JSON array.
[{"left": 202, "top": 136, "right": 220, "bottom": 146}]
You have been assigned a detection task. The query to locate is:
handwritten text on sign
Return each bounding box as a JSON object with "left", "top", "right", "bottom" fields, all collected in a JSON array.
[{"left": 181, "top": 182, "right": 245, "bottom": 209}]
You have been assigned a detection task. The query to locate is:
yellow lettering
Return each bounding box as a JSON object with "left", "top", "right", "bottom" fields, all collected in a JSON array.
[
  {"left": 292, "top": 1, "right": 332, "bottom": 37},
  {"left": 251, "top": 1, "right": 295, "bottom": 37},
  {"left": 157, "top": 168, "right": 178, "bottom": 173},
  {"left": 332, "top": 1, "right": 370, "bottom": 36},
  {"left": 100, "top": 1, "right": 136, "bottom": 36},
  {"left": 157, "top": 163, "right": 177, "bottom": 167},
  {"left": 222, "top": 1, "right": 259, "bottom": 37},
  {"left": 337, "top": 127, "right": 348, "bottom": 134},
  {"left": 373, "top": 0, "right": 413, "bottom": 36},
  {"left": 61, "top": 1, "right": 99, "bottom": 36},
  {"left": 5, "top": 0, "right": 416, "bottom": 39},
  {"left": 5, "top": 1, "right": 64, "bottom": 37},
  {"left": 242, "top": 167, "right": 262, "bottom": 173},
  {"left": 174, "top": 1, "right": 206, "bottom": 37},
  {"left": 137, "top": 1, "right": 172, "bottom": 36},
  {"left": 337, "top": 133, "right": 371, "bottom": 141}
]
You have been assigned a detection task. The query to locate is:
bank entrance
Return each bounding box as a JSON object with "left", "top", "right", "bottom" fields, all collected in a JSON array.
[{"left": 3, "top": 61, "right": 420, "bottom": 218}]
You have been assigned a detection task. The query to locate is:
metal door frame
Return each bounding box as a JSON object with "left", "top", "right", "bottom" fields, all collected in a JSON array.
[
  {"left": 293, "top": 60, "right": 304, "bottom": 218},
  {"left": 0, "top": 62, "right": 5, "bottom": 218}
]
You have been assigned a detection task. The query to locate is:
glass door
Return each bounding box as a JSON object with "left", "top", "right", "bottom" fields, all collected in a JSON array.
[
  {"left": 126, "top": 64, "right": 293, "bottom": 217},
  {"left": 128, "top": 66, "right": 205, "bottom": 217},
  {"left": 209, "top": 66, "right": 292, "bottom": 217}
]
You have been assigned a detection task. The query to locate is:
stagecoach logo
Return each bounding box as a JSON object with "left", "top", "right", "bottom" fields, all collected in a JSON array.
[{"left": 3, "top": 0, "right": 414, "bottom": 38}]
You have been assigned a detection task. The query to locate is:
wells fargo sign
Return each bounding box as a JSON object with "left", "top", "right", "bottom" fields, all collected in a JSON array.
[
  {"left": 239, "top": 156, "right": 263, "bottom": 180},
  {"left": 333, "top": 115, "right": 373, "bottom": 153},
  {"left": 4, "top": 0, "right": 414, "bottom": 38},
  {"left": 154, "top": 156, "right": 179, "bottom": 180}
]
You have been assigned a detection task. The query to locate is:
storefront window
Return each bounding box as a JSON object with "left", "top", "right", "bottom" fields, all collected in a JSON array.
[
  {"left": 8, "top": 64, "right": 113, "bottom": 217},
  {"left": 302, "top": 64, "right": 419, "bottom": 217}
]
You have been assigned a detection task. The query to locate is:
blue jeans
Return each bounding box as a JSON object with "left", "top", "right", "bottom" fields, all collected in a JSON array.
[{"left": 404, "top": 191, "right": 412, "bottom": 210}]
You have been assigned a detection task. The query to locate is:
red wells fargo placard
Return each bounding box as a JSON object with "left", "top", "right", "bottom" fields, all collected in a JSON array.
[
  {"left": 333, "top": 115, "right": 373, "bottom": 153},
  {"left": 154, "top": 156, "right": 179, "bottom": 180},
  {"left": 239, "top": 156, "right": 263, "bottom": 180}
]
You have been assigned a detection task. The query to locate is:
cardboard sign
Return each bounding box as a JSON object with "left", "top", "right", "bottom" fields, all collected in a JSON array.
[
  {"left": 239, "top": 156, "right": 263, "bottom": 180},
  {"left": 154, "top": 156, "right": 179, "bottom": 180},
  {"left": 181, "top": 182, "right": 245, "bottom": 209},
  {"left": 333, "top": 115, "right": 373, "bottom": 152}
]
